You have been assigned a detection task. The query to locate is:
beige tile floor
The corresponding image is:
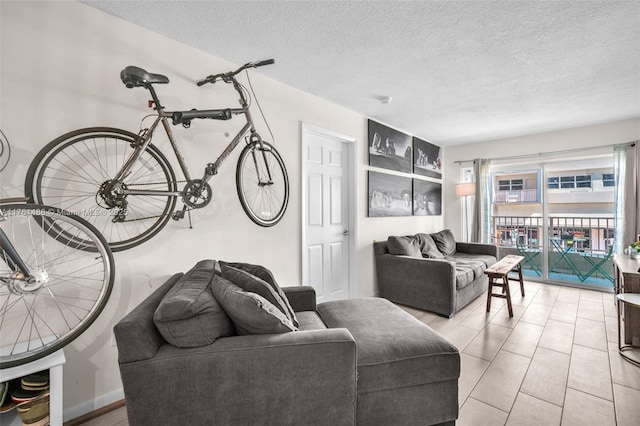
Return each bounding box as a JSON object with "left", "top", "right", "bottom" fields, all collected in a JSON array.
[
  {"left": 400, "top": 281, "right": 640, "bottom": 426},
  {"left": 78, "top": 281, "right": 640, "bottom": 426}
]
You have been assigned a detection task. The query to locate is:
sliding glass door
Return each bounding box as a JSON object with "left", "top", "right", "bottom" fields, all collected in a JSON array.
[{"left": 490, "top": 156, "right": 614, "bottom": 289}]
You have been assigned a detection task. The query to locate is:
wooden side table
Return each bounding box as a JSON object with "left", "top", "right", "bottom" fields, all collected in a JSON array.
[
  {"left": 484, "top": 255, "right": 525, "bottom": 317},
  {"left": 617, "top": 293, "right": 640, "bottom": 366}
]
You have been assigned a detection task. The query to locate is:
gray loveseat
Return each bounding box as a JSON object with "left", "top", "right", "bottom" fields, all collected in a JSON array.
[
  {"left": 114, "top": 260, "right": 460, "bottom": 426},
  {"left": 374, "top": 230, "right": 497, "bottom": 318}
]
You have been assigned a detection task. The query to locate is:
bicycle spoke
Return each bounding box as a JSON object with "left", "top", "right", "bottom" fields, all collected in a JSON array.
[
  {"left": 236, "top": 142, "right": 289, "bottom": 226},
  {"left": 30, "top": 129, "right": 176, "bottom": 251},
  {"left": 0, "top": 204, "right": 113, "bottom": 367}
]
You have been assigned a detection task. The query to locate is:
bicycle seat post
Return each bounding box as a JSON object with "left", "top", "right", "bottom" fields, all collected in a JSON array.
[{"left": 146, "top": 85, "right": 164, "bottom": 111}]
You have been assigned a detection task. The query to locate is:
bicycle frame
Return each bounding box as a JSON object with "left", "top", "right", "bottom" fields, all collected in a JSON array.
[
  {"left": 0, "top": 200, "right": 31, "bottom": 277},
  {"left": 0, "top": 228, "right": 30, "bottom": 276},
  {"left": 113, "top": 79, "right": 268, "bottom": 199}
]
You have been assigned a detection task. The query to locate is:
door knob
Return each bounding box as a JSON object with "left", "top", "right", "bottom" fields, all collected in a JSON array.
[{"left": 343, "top": 230, "right": 350, "bottom": 236}]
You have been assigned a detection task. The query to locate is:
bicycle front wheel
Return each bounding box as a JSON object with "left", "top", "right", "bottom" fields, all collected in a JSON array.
[
  {"left": 236, "top": 141, "right": 289, "bottom": 227},
  {"left": 25, "top": 127, "right": 177, "bottom": 252},
  {"left": 0, "top": 203, "right": 114, "bottom": 368}
]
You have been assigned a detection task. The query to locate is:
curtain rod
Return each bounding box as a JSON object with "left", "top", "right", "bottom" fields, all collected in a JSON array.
[{"left": 453, "top": 140, "right": 637, "bottom": 165}]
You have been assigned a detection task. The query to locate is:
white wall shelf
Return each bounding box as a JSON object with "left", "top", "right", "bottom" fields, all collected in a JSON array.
[{"left": 0, "top": 349, "right": 65, "bottom": 426}]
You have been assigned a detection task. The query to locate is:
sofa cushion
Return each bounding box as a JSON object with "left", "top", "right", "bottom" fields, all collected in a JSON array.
[
  {"left": 295, "top": 311, "right": 328, "bottom": 331},
  {"left": 387, "top": 235, "right": 421, "bottom": 257},
  {"left": 220, "top": 261, "right": 298, "bottom": 327},
  {"left": 451, "top": 252, "right": 497, "bottom": 268},
  {"left": 431, "top": 229, "right": 457, "bottom": 256},
  {"left": 211, "top": 275, "right": 297, "bottom": 335},
  {"left": 317, "top": 298, "right": 459, "bottom": 393},
  {"left": 449, "top": 253, "right": 497, "bottom": 289},
  {"left": 415, "top": 233, "right": 445, "bottom": 259},
  {"left": 454, "top": 265, "right": 476, "bottom": 290},
  {"left": 153, "top": 260, "right": 234, "bottom": 348},
  {"left": 220, "top": 264, "right": 297, "bottom": 326}
]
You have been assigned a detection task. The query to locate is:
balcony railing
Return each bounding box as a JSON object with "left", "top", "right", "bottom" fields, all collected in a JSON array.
[{"left": 492, "top": 215, "right": 614, "bottom": 286}]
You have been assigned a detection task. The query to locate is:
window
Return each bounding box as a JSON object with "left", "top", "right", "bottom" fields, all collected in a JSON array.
[
  {"left": 498, "top": 179, "right": 523, "bottom": 191},
  {"left": 575, "top": 175, "right": 591, "bottom": 188},
  {"left": 560, "top": 176, "right": 574, "bottom": 188},
  {"left": 603, "top": 173, "right": 615, "bottom": 187},
  {"left": 550, "top": 175, "right": 592, "bottom": 189}
]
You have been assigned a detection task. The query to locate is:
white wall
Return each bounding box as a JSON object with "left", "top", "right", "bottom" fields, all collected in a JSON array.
[
  {"left": 443, "top": 119, "right": 640, "bottom": 238},
  {"left": 0, "top": 1, "right": 443, "bottom": 418}
]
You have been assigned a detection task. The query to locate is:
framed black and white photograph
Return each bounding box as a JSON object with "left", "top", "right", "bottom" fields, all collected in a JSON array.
[
  {"left": 368, "top": 171, "right": 412, "bottom": 217},
  {"left": 413, "top": 137, "right": 442, "bottom": 179},
  {"left": 413, "top": 178, "right": 442, "bottom": 216},
  {"left": 368, "top": 120, "right": 412, "bottom": 174}
]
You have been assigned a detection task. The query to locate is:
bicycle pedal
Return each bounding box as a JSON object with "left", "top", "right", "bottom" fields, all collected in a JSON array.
[{"left": 171, "top": 210, "right": 185, "bottom": 221}]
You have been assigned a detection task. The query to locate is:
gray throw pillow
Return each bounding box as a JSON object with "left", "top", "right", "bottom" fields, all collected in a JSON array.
[
  {"left": 211, "top": 275, "right": 298, "bottom": 335},
  {"left": 154, "top": 260, "right": 234, "bottom": 348},
  {"left": 387, "top": 235, "right": 422, "bottom": 257},
  {"left": 221, "top": 264, "right": 297, "bottom": 324},
  {"left": 415, "top": 233, "right": 445, "bottom": 259},
  {"left": 431, "top": 229, "right": 457, "bottom": 256},
  {"left": 220, "top": 261, "right": 298, "bottom": 327}
]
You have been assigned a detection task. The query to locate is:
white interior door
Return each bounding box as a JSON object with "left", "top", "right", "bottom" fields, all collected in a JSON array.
[{"left": 302, "top": 124, "right": 354, "bottom": 302}]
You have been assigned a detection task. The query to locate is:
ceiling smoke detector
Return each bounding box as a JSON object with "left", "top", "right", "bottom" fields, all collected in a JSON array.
[{"left": 378, "top": 96, "right": 392, "bottom": 105}]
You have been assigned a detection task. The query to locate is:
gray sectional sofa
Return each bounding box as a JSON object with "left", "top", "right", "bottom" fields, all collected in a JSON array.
[
  {"left": 114, "top": 260, "right": 460, "bottom": 426},
  {"left": 374, "top": 230, "right": 498, "bottom": 317}
]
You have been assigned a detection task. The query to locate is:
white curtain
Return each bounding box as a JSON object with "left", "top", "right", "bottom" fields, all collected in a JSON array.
[
  {"left": 614, "top": 142, "right": 640, "bottom": 253},
  {"left": 471, "top": 159, "right": 491, "bottom": 243}
]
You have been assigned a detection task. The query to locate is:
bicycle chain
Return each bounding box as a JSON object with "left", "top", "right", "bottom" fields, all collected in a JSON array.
[{"left": 109, "top": 180, "right": 188, "bottom": 222}]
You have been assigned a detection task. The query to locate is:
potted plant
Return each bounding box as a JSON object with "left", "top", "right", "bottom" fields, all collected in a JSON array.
[{"left": 630, "top": 241, "right": 640, "bottom": 259}]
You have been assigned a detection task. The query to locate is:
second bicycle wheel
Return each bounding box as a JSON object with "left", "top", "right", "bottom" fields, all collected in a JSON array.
[
  {"left": 0, "top": 203, "right": 114, "bottom": 368},
  {"left": 25, "top": 127, "right": 177, "bottom": 251},
  {"left": 236, "top": 141, "right": 289, "bottom": 226}
]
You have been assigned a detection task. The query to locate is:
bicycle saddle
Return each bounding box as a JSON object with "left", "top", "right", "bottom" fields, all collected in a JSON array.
[{"left": 120, "top": 66, "right": 169, "bottom": 88}]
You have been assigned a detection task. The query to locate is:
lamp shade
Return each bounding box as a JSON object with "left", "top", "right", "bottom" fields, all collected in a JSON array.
[{"left": 455, "top": 182, "right": 476, "bottom": 197}]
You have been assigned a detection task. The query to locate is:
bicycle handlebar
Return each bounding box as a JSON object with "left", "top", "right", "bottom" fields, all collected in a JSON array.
[{"left": 196, "top": 59, "right": 275, "bottom": 86}]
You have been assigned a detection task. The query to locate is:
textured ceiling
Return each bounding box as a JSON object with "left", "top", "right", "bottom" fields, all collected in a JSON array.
[{"left": 83, "top": 0, "right": 640, "bottom": 146}]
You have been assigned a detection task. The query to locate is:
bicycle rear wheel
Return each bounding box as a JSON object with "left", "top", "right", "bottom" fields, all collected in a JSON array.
[
  {"left": 236, "top": 141, "right": 289, "bottom": 226},
  {"left": 25, "top": 127, "right": 177, "bottom": 252},
  {"left": 0, "top": 203, "right": 114, "bottom": 368}
]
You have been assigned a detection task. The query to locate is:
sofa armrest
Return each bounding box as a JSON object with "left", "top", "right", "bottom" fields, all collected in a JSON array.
[
  {"left": 114, "top": 273, "right": 184, "bottom": 364},
  {"left": 283, "top": 285, "right": 317, "bottom": 312},
  {"left": 119, "top": 329, "right": 357, "bottom": 425},
  {"left": 375, "top": 254, "right": 457, "bottom": 316},
  {"left": 456, "top": 242, "right": 497, "bottom": 257}
]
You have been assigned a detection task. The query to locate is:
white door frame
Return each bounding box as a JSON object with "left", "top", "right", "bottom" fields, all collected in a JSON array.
[{"left": 301, "top": 122, "right": 358, "bottom": 299}]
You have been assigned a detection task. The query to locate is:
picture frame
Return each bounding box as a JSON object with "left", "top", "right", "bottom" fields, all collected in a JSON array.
[
  {"left": 368, "top": 171, "right": 413, "bottom": 217},
  {"left": 413, "top": 137, "right": 442, "bottom": 179},
  {"left": 368, "top": 120, "right": 412, "bottom": 174},
  {"left": 413, "top": 178, "right": 442, "bottom": 216}
]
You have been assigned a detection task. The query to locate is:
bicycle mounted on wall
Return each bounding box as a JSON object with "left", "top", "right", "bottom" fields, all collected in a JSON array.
[
  {"left": 26, "top": 59, "right": 289, "bottom": 252},
  {"left": 1, "top": 131, "right": 114, "bottom": 368}
]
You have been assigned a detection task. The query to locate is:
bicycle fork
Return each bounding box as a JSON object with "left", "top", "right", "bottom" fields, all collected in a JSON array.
[{"left": 0, "top": 227, "right": 30, "bottom": 277}]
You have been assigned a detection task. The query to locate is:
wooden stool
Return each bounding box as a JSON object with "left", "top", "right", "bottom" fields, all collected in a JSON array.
[{"left": 484, "top": 255, "right": 525, "bottom": 317}]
